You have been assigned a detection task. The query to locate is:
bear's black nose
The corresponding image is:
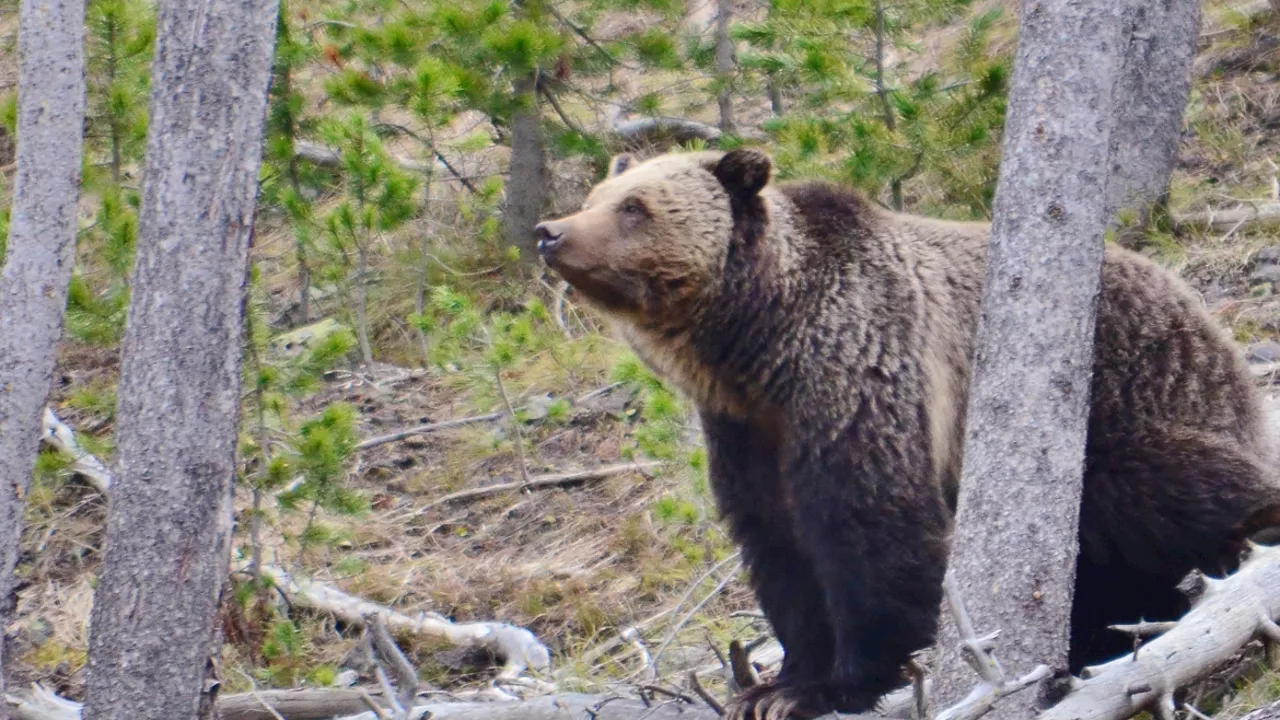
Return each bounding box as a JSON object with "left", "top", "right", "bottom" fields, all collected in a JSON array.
[{"left": 535, "top": 222, "right": 565, "bottom": 258}]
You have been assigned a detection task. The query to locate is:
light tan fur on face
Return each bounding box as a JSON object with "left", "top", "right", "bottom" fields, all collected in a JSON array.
[{"left": 540, "top": 152, "right": 736, "bottom": 324}]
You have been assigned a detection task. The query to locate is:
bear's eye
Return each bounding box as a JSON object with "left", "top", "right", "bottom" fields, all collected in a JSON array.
[{"left": 619, "top": 198, "right": 648, "bottom": 219}]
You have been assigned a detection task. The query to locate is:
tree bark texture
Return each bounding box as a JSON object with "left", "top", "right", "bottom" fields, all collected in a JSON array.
[
  {"left": 79, "top": 0, "right": 279, "bottom": 717},
  {"left": 1103, "top": 0, "right": 1200, "bottom": 232},
  {"left": 933, "top": 0, "right": 1127, "bottom": 715},
  {"left": 714, "top": 0, "right": 735, "bottom": 133},
  {"left": 0, "top": 0, "right": 86, "bottom": 710},
  {"left": 503, "top": 74, "right": 549, "bottom": 262}
]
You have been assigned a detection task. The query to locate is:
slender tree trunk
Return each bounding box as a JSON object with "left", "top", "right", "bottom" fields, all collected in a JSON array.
[
  {"left": 766, "top": 76, "right": 784, "bottom": 116},
  {"left": 244, "top": 308, "right": 270, "bottom": 595},
  {"left": 873, "top": 0, "right": 905, "bottom": 210},
  {"left": 0, "top": 0, "right": 86, "bottom": 709},
  {"left": 933, "top": 0, "right": 1128, "bottom": 715},
  {"left": 351, "top": 159, "right": 373, "bottom": 367},
  {"left": 106, "top": 19, "right": 122, "bottom": 182},
  {"left": 293, "top": 184, "right": 311, "bottom": 324},
  {"left": 274, "top": 6, "right": 311, "bottom": 326},
  {"left": 80, "top": 0, "right": 279, "bottom": 716},
  {"left": 415, "top": 163, "right": 435, "bottom": 364},
  {"left": 714, "top": 0, "right": 735, "bottom": 133},
  {"left": 355, "top": 239, "right": 374, "bottom": 367},
  {"left": 503, "top": 73, "right": 549, "bottom": 263},
  {"left": 1102, "top": 0, "right": 1200, "bottom": 236}
]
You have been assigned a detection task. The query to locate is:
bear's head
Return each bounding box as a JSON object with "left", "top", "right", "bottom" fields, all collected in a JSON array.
[{"left": 534, "top": 148, "right": 773, "bottom": 325}]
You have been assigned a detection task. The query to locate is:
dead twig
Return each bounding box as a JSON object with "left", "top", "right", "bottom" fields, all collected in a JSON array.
[
  {"left": 639, "top": 686, "right": 696, "bottom": 705},
  {"left": 727, "top": 640, "right": 759, "bottom": 691},
  {"left": 412, "top": 461, "right": 662, "bottom": 515},
  {"left": 1107, "top": 621, "right": 1177, "bottom": 638},
  {"left": 356, "top": 413, "right": 504, "bottom": 452},
  {"left": 687, "top": 672, "right": 725, "bottom": 716},
  {"left": 935, "top": 571, "right": 1052, "bottom": 720},
  {"left": 358, "top": 380, "right": 624, "bottom": 452},
  {"left": 368, "top": 613, "right": 420, "bottom": 716},
  {"left": 647, "top": 555, "right": 743, "bottom": 675}
]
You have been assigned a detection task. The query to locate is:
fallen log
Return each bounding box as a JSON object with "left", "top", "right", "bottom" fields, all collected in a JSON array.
[
  {"left": 5, "top": 687, "right": 877, "bottom": 720},
  {"left": 7, "top": 686, "right": 390, "bottom": 720},
  {"left": 1173, "top": 202, "right": 1280, "bottom": 232},
  {"left": 40, "top": 407, "right": 111, "bottom": 493},
  {"left": 1036, "top": 542, "right": 1280, "bottom": 720},
  {"left": 611, "top": 118, "right": 722, "bottom": 147},
  {"left": 253, "top": 564, "right": 552, "bottom": 682},
  {"left": 217, "top": 688, "right": 389, "bottom": 720}
]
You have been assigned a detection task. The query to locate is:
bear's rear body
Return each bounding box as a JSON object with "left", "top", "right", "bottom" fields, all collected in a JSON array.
[{"left": 535, "top": 149, "right": 1280, "bottom": 718}]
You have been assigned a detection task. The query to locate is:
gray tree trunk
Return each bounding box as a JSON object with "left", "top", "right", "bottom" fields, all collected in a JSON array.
[
  {"left": 766, "top": 78, "right": 784, "bottom": 116},
  {"left": 932, "top": 0, "right": 1129, "bottom": 716},
  {"left": 1103, "top": 0, "right": 1200, "bottom": 237},
  {"left": 503, "top": 73, "right": 549, "bottom": 262},
  {"left": 714, "top": 0, "right": 735, "bottom": 133},
  {"left": 79, "top": 0, "right": 279, "bottom": 716},
  {"left": 0, "top": 0, "right": 86, "bottom": 710}
]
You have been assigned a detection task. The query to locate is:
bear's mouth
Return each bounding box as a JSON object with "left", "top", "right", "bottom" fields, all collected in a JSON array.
[{"left": 551, "top": 262, "right": 647, "bottom": 316}]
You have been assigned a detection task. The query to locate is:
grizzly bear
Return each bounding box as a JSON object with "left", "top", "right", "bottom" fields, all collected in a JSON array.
[{"left": 534, "top": 148, "right": 1280, "bottom": 718}]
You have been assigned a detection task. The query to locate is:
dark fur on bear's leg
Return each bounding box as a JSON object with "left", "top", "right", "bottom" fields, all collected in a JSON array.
[
  {"left": 700, "top": 414, "right": 834, "bottom": 678},
  {"left": 767, "top": 404, "right": 949, "bottom": 717},
  {"left": 703, "top": 413, "right": 843, "bottom": 720},
  {"left": 1068, "top": 427, "right": 1280, "bottom": 670}
]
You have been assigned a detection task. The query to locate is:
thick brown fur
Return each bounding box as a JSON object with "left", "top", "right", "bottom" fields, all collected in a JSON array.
[{"left": 534, "top": 149, "right": 1280, "bottom": 717}]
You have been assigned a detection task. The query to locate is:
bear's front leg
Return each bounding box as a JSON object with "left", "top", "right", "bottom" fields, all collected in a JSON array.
[
  {"left": 775, "top": 412, "right": 950, "bottom": 717},
  {"left": 702, "top": 413, "right": 838, "bottom": 720}
]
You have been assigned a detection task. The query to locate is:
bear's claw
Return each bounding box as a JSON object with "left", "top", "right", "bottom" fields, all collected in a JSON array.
[
  {"left": 723, "top": 683, "right": 820, "bottom": 720},
  {"left": 724, "top": 681, "right": 883, "bottom": 720}
]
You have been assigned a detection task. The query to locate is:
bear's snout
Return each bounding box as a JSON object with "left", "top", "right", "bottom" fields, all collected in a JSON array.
[{"left": 535, "top": 221, "right": 566, "bottom": 260}]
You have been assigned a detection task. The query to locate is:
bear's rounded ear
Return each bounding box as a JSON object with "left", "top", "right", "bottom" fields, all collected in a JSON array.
[
  {"left": 607, "top": 153, "right": 636, "bottom": 178},
  {"left": 712, "top": 148, "right": 772, "bottom": 198}
]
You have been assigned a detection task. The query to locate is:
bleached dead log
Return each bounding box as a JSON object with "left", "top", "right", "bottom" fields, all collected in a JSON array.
[
  {"left": 413, "top": 461, "right": 662, "bottom": 513},
  {"left": 218, "top": 689, "right": 389, "bottom": 720},
  {"left": 39, "top": 407, "right": 112, "bottom": 493},
  {"left": 1252, "top": 362, "right": 1280, "bottom": 379},
  {"left": 6, "top": 687, "right": 771, "bottom": 720},
  {"left": 7, "top": 684, "right": 80, "bottom": 720},
  {"left": 1173, "top": 202, "right": 1280, "bottom": 231},
  {"left": 295, "top": 140, "right": 432, "bottom": 174},
  {"left": 7, "top": 685, "right": 398, "bottom": 720},
  {"left": 336, "top": 694, "right": 889, "bottom": 720},
  {"left": 255, "top": 564, "right": 552, "bottom": 682},
  {"left": 1036, "top": 543, "right": 1280, "bottom": 720},
  {"left": 611, "top": 118, "right": 722, "bottom": 147}
]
